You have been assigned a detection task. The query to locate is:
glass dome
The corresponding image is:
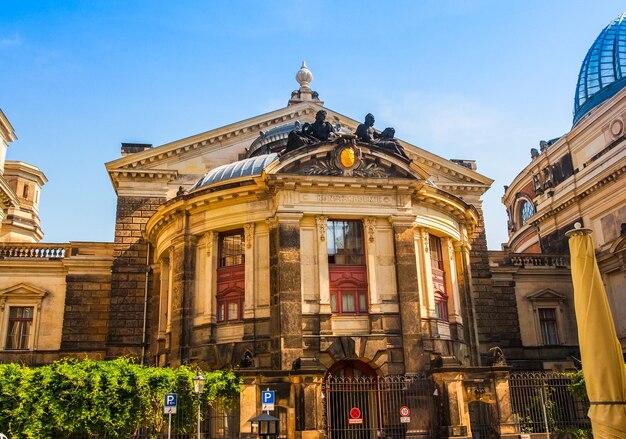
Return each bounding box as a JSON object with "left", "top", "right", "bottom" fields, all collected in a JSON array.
[{"left": 574, "top": 12, "right": 626, "bottom": 124}]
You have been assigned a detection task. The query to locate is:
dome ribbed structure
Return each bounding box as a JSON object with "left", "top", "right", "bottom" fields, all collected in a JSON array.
[{"left": 574, "top": 12, "right": 626, "bottom": 124}]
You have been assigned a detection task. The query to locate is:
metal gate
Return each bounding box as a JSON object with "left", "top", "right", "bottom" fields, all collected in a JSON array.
[{"left": 323, "top": 374, "right": 438, "bottom": 439}]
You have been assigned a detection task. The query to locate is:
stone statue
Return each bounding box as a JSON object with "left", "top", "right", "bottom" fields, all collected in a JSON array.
[
  {"left": 356, "top": 114, "right": 409, "bottom": 159},
  {"left": 355, "top": 113, "right": 377, "bottom": 143},
  {"left": 285, "top": 110, "right": 335, "bottom": 152},
  {"left": 488, "top": 346, "right": 506, "bottom": 366}
]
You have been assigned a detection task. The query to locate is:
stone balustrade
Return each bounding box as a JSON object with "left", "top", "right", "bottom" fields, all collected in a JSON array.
[
  {"left": 0, "top": 243, "right": 70, "bottom": 259},
  {"left": 500, "top": 254, "right": 570, "bottom": 268}
]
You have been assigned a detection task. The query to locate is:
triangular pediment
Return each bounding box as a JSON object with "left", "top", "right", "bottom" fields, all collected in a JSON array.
[
  {"left": 105, "top": 101, "right": 492, "bottom": 195},
  {"left": 0, "top": 283, "right": 48, "bottom": 300},
  {"left": 527, "top": 289, "right": 566, "bottom": 302}
]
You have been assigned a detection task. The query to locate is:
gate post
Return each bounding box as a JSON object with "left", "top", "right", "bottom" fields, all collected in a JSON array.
[
  {"left": 431, "top": 369, "right": 470, "bottom": 438},
  {"left": 491, "top": 368, "right": 518, "bottom": 437}
]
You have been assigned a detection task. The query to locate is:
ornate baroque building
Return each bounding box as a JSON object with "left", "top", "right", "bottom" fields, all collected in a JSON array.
[
  {"left": 0, "top": 65, "right": 524, "bottom": 436},
  {"left": 493, "top": 12, "right": 626, "bottom": 368}
]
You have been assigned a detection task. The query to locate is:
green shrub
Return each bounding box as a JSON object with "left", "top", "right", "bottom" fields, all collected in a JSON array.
[{"left": 0, "top": 358, "right": 241, "bottom": 438}]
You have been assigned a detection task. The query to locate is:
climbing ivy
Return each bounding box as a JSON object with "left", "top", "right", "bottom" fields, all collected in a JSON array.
[{"left": 0, "top": 358, "right": 241, "bottom": 438}]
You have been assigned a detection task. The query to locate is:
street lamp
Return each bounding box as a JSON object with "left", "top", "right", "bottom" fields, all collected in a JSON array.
[{"left": 193, "top": 371, "right": 206, "bottom": 439}]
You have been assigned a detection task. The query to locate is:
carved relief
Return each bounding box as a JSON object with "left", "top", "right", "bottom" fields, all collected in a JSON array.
[
  {"left": 420, "top": 229, "right": 430, "bottom": 253},
  {"left": 448, "top": 239, "right": 455, "bottom": 261},
  {"left": 204, "top": 231, "right": 215, "bottom": 256},
  {"left": 316, "top": 216, "right": 327, "bottom": 241},
  {"left": 363, "top": 217, "right": 376, "bottom": 243},
  {"left": 300, "top": 159, "right": 343, "bottom": 176},
  {"left": 244, "top": 224, "right": 255, "bottom": 249}
]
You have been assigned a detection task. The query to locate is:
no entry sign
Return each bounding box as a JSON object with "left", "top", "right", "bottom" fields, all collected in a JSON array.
[
  {"left": 348, "top": 407, "right": 363, "bottom": 424},
  {"left": 399, "top": 405, "right": 410, "bottom": 423}
]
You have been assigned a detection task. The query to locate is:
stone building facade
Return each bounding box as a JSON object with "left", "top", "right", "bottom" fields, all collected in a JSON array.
[
  {"left": 495, "top": 12, "right": 626, "bottom": 368},
  {"left": 0, "top": 66, "right": 524, "bottom": 437}
]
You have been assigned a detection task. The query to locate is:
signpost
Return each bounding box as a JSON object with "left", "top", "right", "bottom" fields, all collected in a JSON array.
[
  {"left": 399, "top": 405, "right": 410, "bottom": 423},
  {"left": 348, "top": 407, "right": 363, "bottom": 425},
  {"left": 261, "top": 390, "right": 275, "bottom": 412},
  {"left": 164, "top": 393, "right": 178, "bottom": 439}
]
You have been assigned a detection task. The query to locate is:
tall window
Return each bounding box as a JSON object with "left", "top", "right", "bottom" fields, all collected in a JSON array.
[
  {"left": 539, "top": 308, "right": 559, "bottom": 345},
  {"left": 429, "top": 235, "right": 449, "bottom": 321},
  {"left": 327, "top": 220, "right": 368, "bottom": 314},
  {"left": 217, "top": 230, "right": 245, "bottom": 323},
  {"left": 327, "top": 220, "right": 365, "bottom": 265},
  {"left": 6, "top": 306, "right": 33, "bottom": 350}
]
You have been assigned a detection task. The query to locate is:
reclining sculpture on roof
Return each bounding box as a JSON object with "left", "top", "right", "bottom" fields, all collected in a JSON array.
[
  {"left": 285, "top": 110, "right": 335, "bottom": 152},
  {"left": 285, "top": 110, "right": 409, "bottom": 160},
  {"left": 355, "top": 113, "right": 409, "bottom": 159}
]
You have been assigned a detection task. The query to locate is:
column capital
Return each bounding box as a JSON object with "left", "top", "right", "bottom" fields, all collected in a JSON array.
[
  {"left": 267, "top": 212, "right": 303, "bottom": 227},
  {"left": 388, "top": 215, "right": 416, "bottom": 227}
]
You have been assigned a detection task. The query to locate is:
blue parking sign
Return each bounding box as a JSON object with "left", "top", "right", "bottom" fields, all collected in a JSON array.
[
  {"left": 164, "top": 393, "right": 177, "bottom": 414},
  {"left": 261, "top": 390, "right": 275, "bottom": 411}
]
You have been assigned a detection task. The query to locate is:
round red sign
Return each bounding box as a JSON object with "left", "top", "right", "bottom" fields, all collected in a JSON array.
[
  {"left": 399, "top": 406, "right": 410, "bottom": 417},
  {"left": 349, "top": 407, "right": 361, "bottom": 419}
]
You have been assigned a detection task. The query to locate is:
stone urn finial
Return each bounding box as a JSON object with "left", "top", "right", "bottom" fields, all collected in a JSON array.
[{"left": 296, "top": 61, "right": 313, "bottom": 89}]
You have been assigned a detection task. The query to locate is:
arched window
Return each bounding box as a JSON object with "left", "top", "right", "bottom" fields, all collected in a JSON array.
[{"left": 519, "top": 199, "right": 535, "bottom": 226}]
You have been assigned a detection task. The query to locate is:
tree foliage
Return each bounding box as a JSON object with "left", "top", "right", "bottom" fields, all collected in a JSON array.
[{"left": 0, "top": 358, "right": 241, "bottom": 438}]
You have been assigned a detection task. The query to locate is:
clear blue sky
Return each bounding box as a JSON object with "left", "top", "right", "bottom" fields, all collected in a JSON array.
[{"left": 1, "top": 0, "right": 624, "bottom": 249}]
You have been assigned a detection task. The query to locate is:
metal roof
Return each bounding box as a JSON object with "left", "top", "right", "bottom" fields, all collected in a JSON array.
[{"left": 190, "top": 153, "right": 278, "bottom": 191}]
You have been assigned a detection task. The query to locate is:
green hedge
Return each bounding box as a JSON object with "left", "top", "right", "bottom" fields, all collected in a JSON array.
[{"left": 0, "top": 358, "right": 241, "bottom": 438}]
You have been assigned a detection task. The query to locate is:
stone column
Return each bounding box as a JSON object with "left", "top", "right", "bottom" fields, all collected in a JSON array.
[
  {"left": 269, "top": 213, "right": 303, "bottom": 370},
  {"left": 392, "top": 218, "right": 425, "bottom": 373},
  {"left": 363, "top": 217, "right": 379, "bottom": 309},
  {"left": 168, "top": 214, "right": 196, "bottom": 367},
  {"left": 415, "top": 227, "right": 435, "bottom": 321},
  {"left": 244, "top": 223, "right": 257, "bottom": 340},
  {"left": 244, "top": 223, "right": 256, "bottom": 320},
  {"left": 454, "top": 237, "right": 480, "bottom": 366},
  {"left": 442, "top": 237, "right": 462, "bottom": 324},
  {"left": 316, "top": 215, "right": 333, "bottom": 336}
]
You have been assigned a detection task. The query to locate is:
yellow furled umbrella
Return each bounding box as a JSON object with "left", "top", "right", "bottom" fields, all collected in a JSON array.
[{"left": 566, "top": 224, "right": 626, "bottom": 438}]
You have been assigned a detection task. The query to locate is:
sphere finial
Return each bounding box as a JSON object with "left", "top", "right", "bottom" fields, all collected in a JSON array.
[{"left": 296, "top": 61, "right": 313, "bottom": 89}]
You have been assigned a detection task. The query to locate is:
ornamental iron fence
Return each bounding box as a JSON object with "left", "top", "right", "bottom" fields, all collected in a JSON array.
[{"left": 509, "top": 371, "right": 590, "bottom": 435}]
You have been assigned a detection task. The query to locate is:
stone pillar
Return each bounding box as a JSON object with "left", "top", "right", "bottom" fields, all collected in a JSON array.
[
  {"left": 316, "top": 216, "right": 330, "bottom": 315},
  {"left": 269, "top": 214, "right": 303, "bottom": 370},
  {"left": 244, "top": 224, "right": 255, "bottom": 320},
  {"left": 431, "top": 370, "right": 469, "bottom": 435},
  {"left": 493, "top": 369, "right": 517, "bottom": 437},
  {"left": 392, "top": 218, "right": 425, "bottom": 373},
  {"left": 168, "top": 214, "right": 196, "bottom": 367},
  {"left": 454, "top": 238, "right": 480, "bottom": 366},
  {"left": 363, "top": 217, "right": 379, "bottom": 308},
  {"left": 415, "top": 228, "right": 435, "bottom": 319}
]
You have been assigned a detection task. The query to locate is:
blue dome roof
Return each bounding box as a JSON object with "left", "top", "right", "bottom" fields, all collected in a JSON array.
[
  {"left": 190, "top": 153, "right": 278, "bottom": 192},
  {"left": 574, "top": 12, "right": 626, "bottom": 124}
]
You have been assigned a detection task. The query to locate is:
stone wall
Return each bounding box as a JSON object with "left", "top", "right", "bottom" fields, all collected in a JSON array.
[
  {"left": 107, "top": 195, "right": 164, "bottom": 358},
  {"left": 469, "top": 209, "right": 522, "bottom": 362},
  {"left": 61, "top": 273, "right": 111, "bottom": 354}
]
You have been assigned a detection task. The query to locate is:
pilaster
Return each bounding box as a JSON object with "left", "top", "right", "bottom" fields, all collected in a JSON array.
[
  {"left": 391, "top": 217, "right": 425, "bottom": 373},
  {"left": 269, "top": 213, "right": 304, "bottom": 370}
]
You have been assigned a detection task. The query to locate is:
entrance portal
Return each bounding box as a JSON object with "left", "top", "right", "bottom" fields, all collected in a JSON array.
[{"left": 323, "top": 360, "right": 438, "bottom": 439}]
